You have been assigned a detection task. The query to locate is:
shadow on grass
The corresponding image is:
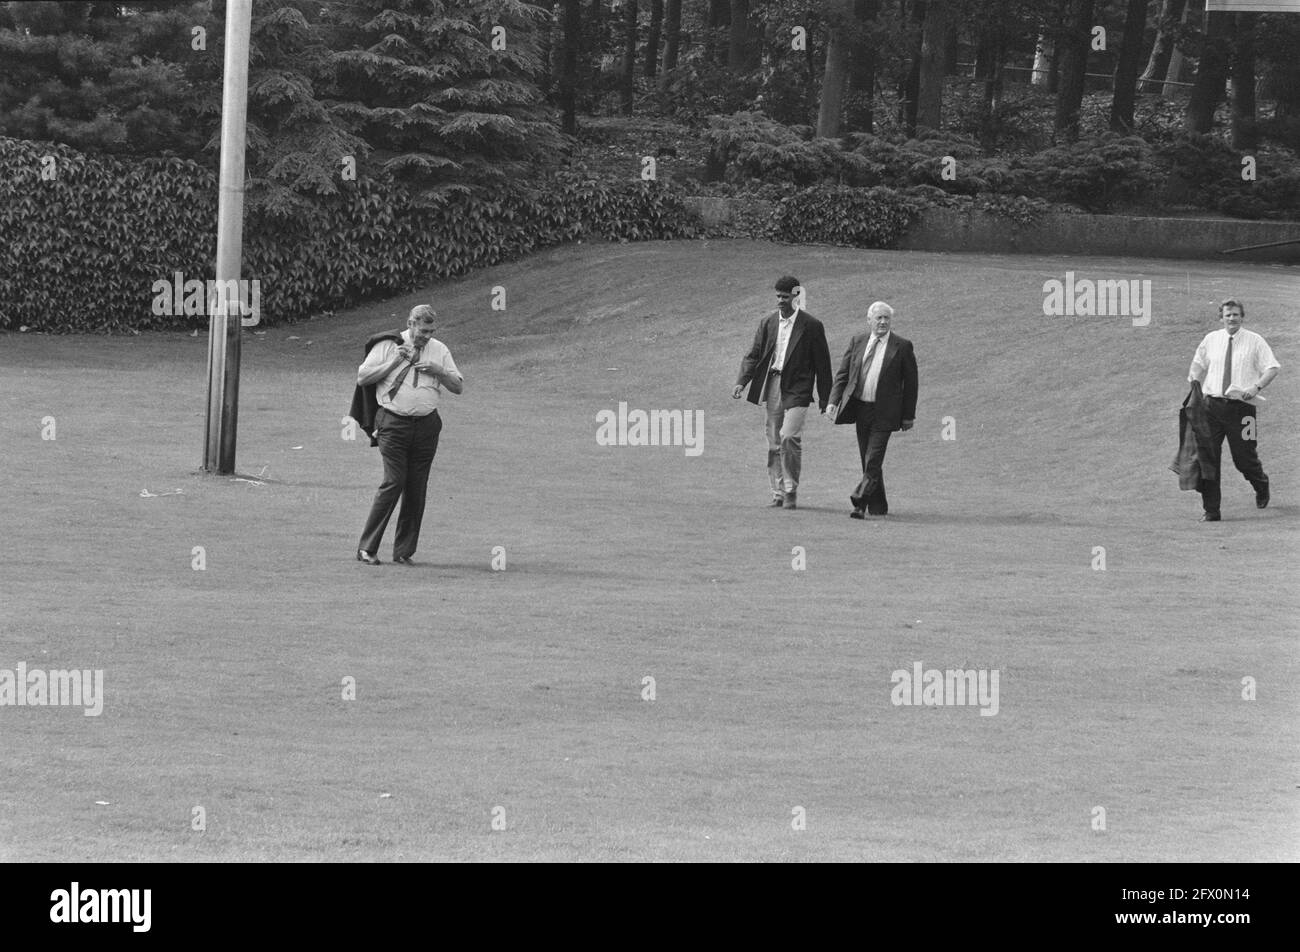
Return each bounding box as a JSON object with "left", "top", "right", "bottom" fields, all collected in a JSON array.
[{"left": 362, "top": 560, "right": 640, "bottom": 580}]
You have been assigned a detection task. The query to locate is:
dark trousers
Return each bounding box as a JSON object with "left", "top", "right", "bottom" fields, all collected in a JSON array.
[
  {"left": 1197, "top": 396, "right": 1266, "bottom": 513},
  {"left": 358, "top": 407, "right": 442, "bottom": 557},
  {"left": 852, "top": 400, "right": 893, "bottom": 515}
]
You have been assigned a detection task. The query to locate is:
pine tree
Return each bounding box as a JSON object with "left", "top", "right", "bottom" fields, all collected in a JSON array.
[
  {"left": 320, "top": 0, "right": 562, "bottom": 201},
  {"left": 0, "top": 0, "right": 209, "bottom": 156}
]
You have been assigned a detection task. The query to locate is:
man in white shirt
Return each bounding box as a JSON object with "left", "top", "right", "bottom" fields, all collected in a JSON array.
[
  {"left": 731, "top": 275, "right": 832, "bottom": 510},
  {"left": 355, "top": 304, "right": 464, "bottom": 564},
  {"left": 827, "top": 301, "right": 919, "bottom": 518},
  {"left": 1187, "top": 298, "right": 1279, "bottom": 521}
]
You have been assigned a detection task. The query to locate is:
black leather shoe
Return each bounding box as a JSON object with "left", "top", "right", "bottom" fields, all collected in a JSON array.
[
  {"left": 393, "top": 555, "right": 414, "bottom": 565},
  {"left": 1200, "top": 512, "right": 1221, "bottom": 522},
  {"left": 850, "top": 509, "right": 865, "bottom": 519},
  {"left": 769, "top": 496, "right": 784, "bottom": 508},
  {"left": 784, "top": 492, "right": 797, "bottom": 510},
  {"left": 1256, "top": 489, "right": 1269, "bottom": 509},
  {"left": 357, "top": 549, "right": 381, "bottom": 564}
]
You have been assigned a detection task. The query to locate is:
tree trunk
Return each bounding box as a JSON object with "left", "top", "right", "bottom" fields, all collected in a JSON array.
[
  {"left": 1140, "top": 0, "right": 1188, "bottom": 95},
  {"left": 848, "top": 0, "right": 881, "bottom": 134},
  {"left": 807, "top": 4, "right": 820, "bottom": 119},
  {"left": 621, "top": 0, "right": 637, "bottom": 116},
  {"left": 645, "top": 0, "right": 663, "bottom": 77},
  {"left": 942, "top": 18, "right": 959, "bottom": 76},
  {"left": 706, "top": 0, "right": 730, "bottom": 65},
  {"left": 1230, "top": 12, "right": 1257, "bottom": 150},
  {"left": 899, "top": 0, "right": 926, "bottom": 136},
  {"left": 916, "top": 0, "right": 950, "bottom": 131},
  {"left": 1263, "top": 59, "right": 1300, "bottom": 125},
  {"left": 1164, "top": 1, "right": 1190, "bottom": 94},
  {"left": 1109, "top": 0, "right": 1149, "bottom": 132},
  {"left": 974, "top": 2, "right": 1007, "bottom": 143},
  {"left": 1054, "top": 0, "right": 1095, "bottom": 140},
  {"left": 1032, "top": 34, "right": 1053, "bottom": 86},
  {"left": 728, "top": 0, "right": 755, "bottom": 70},
  {"left": 817, "top": 0, "right": 853, "bottom": 137},
  {"left": 1185, "top": 9, "right": 1232, "bottom": 134},
  {"left": 586, "top": 0, "right": 605, "bottom": 109},
  {"left": 659, "top": 0, "right": 681, "bottom": 87},
  {"left": 559, "top": 0, "right": 582, "bottom": 135}
]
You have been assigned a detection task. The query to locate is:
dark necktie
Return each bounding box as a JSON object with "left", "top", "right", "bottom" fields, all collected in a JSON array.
[
  {"left": 385, "top": 342, "right": 420, "bottom": 400},
  {"left": 860, "top": 336, "right": 880, "bottom": 397},
  {"left": 1221, "top": 335, "right": 1233, "bottom": 395}
]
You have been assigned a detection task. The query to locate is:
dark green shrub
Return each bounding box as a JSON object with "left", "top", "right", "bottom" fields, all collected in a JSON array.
[
  {"left": 704, "top": 112, "right": 876, "bottom": 186},
  {"left": 1217, "top": 169, "right": 1300, "bottom": 221},
  {"left": 1157, "top": 133, "right": 1240, "bottom": 192},
  {"left": 653, "top": 61, "right": 760, "bottom": 127},
  {"left": 756, "top": 59, "right": 815, "bottom": 127},
  {"left": 765, "top": 185, "right": 921, "bottom": 248},
  {"left": 1015, "top": 134, "right": 1161, "bottom": 212},
  {"left": 0, "top": 137, "right": 700, "bottom": 333}
]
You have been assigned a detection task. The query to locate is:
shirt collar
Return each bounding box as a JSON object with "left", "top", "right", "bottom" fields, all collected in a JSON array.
[{"left": 779, "top": 309, "right": 796, "bottom": 323}]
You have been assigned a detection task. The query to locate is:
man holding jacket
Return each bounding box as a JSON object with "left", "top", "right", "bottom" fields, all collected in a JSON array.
[
  {"left": 732, "top": 276, "right": 832, "bottom": 511},
  {"left": 827, "top": 301, "right": 919, "bottom": 519},
  {"left": 353, "top": 304, "right": 463, "bottom": 565}
]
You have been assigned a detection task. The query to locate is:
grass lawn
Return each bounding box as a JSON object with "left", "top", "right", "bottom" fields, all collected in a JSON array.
[{"left": 1, "top": 240, "right": 1297, "bottom": 861}]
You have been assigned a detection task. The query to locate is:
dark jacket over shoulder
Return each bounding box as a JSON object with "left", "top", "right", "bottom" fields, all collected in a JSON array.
[
  {"left": 828, "top": 331, "right": 918, "bottom": 431},
  {"left": 1171, "top": 381, "right": 1212, "bottom": 489},
  {"left": 348, "top": 329, "right": 405, "bottom": 446},
  {"left": 735, "top": 309, "right": 833, "bottom": 411}
]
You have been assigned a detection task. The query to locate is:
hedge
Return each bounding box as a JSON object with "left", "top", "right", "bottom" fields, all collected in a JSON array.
[{"left": 0, "top": 137, "right": 700, "bottom": 333}]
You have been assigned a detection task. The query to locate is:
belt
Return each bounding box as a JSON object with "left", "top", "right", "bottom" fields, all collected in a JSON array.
[
  {"left": 378, "top": 406, "right": 438, "bottom": 418},
  {"left": 1204, "top": 395, "right": 1243, "bottom": 403},
  {"left": 768, "top": 367, "right": 781, "bottom": 376}
]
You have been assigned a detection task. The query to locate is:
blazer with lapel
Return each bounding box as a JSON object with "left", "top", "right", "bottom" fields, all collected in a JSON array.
[
  {"left": 736, "top": 308, "right": 832, "bottom": 411},
  {"left": 828, "top": 331, "right": 918, "bottom": 430},
  {"left": 347, "top": 329, "right": 406, "bottom": 446},
  {"left": 1171, "top": 381, "right": 1212, "bottom": 489}
]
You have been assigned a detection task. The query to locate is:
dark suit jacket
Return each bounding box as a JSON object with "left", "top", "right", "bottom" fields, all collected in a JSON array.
[
  {"left": 736, "top": 309, "right": 832, "bottom": 411},
  {"left": 828, "top": 331, "right": 919, "bottom": 430},
  {"left": 1171, "top": 381, "right": 1211, "bottom": 489},
  {"left": 347, "top": 329, "right": 405, "bottom": 446}
]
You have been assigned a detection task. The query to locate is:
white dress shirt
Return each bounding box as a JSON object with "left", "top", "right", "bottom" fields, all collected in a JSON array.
[
  {"left": 859, "top": 331, "right": 890, "bottom": 402},
  {"left": 772, "top": 310, "right": 796, "bottom": 372},
  {"left": 359, "top": 330, "right": 461, "bottom": 416},
  {"left": 1189, "top": 328, "right": 1279, "bottom": 401}
]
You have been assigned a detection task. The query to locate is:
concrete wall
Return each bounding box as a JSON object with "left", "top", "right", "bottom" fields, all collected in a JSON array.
[{"left": 683, "top": 197, "right": 1300, "bottom": 264}]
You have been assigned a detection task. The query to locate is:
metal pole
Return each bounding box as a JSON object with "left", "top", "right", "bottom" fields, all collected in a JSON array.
[
  {"left": 1219, "top": 237, "right": 1300, "bottom": 254},
  {"left": 204, "top": 0, "right": 253, "bottom": 474}
]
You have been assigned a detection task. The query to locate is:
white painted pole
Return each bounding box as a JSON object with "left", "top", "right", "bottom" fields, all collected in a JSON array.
[{"left": 204, "top": 0, "right": 253, "bottom": 474}]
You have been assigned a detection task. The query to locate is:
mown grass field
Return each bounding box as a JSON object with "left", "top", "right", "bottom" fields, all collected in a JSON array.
[{"left": 1, "top": 240, "right": 1297, "bottom": 861}]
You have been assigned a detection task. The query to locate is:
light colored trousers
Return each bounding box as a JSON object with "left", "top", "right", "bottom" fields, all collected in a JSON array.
[{"left": 764, "top": 373, "right": 807, "bottom": 497}]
